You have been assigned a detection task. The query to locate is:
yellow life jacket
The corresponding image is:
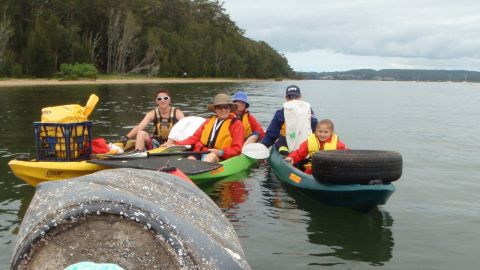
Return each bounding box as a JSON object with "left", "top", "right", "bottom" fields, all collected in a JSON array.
[
  {"left": 153, "top": 107, "right": 176, "bottom": 143},
  {"left": 240, "top": 112, "right": 253, "bottom": 139},
  {"left": 200, "top": 114, "right": 236, "bottom": 149},
  {"left": 280, "top": 122, "right": 286, "bottom": 136},
  {"left": 307, "top": 133, "right": 338, "bottom": 157}
]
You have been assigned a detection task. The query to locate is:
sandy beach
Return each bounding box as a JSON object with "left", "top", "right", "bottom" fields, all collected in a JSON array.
[{"left": 0, "top": 78, "right": 265, "bottom": 88}]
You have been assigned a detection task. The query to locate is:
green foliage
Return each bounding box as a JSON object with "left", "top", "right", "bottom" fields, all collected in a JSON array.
[
  {"left": 2, "top": 0, "right": 293, "bottom": 78},
  {"left": 24, "top": 18, "right": 55, "bottom": 77},
  {"left": 58, "top": 63, "right": 98, "bottom": 80},
  {"left": 11, "top": 63, "right": 22, "bottom": 78},
  {"left": 0, "top": 50, "right": 14, "bottom": 76}
]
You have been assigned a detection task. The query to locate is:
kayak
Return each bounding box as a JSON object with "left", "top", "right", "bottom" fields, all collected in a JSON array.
[
  {"left": 8, "top": 159, "right": 108, "bottom": 187},
  {"left": 91, "top": 153, "right": 258, "bottom": 185},
  {"left": 268, "top": 147, "right": 395, "bottom": 212},
  {"left": 189, "top": 154, "right": 256, "bottom": 185},
  {"left": 8, "top": 153, "right": 257, "bottom": 187},
  {"left": 7, "top": 145, "right": 197, "bottom": 186}
]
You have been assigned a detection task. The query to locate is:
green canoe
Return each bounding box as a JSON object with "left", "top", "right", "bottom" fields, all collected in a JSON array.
[
  {"left": 87, "top": 153, "right": 257, "bottom": 185},
  {"left": 189, "top": 154, "right": 257, "bottom": 184},
  {"left": 268, "top": 147, "right": 395, "bottom": 212}
]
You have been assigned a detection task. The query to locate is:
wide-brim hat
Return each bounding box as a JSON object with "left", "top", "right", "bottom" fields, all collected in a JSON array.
[
  {"left": 232, "top": 91, "right": 250, "bottom": 108},
  {"left": 207, "top": 93, "right": 238, "bottom": 112}
]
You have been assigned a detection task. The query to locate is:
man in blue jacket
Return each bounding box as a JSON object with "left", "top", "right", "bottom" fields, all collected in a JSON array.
[{"left": 261, "top": 85, "right": 318, "bottom": 154}]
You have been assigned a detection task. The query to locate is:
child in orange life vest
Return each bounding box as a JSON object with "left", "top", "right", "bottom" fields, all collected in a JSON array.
[{"left": 285, "top": 119, "right": 347, "bottom": 174}]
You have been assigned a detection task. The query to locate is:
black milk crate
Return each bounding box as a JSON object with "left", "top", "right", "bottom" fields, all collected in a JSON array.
[{"left": 34, "top": 121, "right": 92, "bottom": 161}]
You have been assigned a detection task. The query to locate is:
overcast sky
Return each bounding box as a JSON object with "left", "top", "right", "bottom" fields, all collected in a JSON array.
[{"left": 222, "top": 0, "right": 480, "bottom": 72}]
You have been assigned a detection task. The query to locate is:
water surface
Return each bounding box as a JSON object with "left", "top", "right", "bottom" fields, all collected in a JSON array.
[{"left": 1, "top": 80, "right": 479, "bottom": 269}]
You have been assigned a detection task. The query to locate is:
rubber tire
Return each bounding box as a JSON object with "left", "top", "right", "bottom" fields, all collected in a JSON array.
[
  {"left": 312, "top": 150, "right": 402, "bottom": 184},
  {"left": 12, "top": 169, "right": 250, "bottom": 269}
]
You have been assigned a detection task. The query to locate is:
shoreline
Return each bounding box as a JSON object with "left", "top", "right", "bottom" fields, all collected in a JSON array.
[{"left": 0, "top": 78, "right": 267, "bottom": 88}]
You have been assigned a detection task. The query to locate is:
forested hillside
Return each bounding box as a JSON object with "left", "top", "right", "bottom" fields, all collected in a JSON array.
[{"left": 0, "top": 0, "right": 292, "bottom": 78}]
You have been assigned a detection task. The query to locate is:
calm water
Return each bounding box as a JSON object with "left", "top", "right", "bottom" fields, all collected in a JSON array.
[{"left": 1, "top": 80, "right": 479, "bottom": 269}]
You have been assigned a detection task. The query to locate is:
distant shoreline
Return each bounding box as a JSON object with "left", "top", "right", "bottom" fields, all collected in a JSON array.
[{"left": 0, "top": 78, "right": 266, "bottom": 88}]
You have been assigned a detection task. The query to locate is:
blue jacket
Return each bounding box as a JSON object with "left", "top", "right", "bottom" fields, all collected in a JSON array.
[{"left": 261, "top": 108, "right": 318, "bottom": 147}]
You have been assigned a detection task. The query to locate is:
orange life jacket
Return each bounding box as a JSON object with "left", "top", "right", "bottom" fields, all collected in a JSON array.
[
  {"left": 239, "top": 112, "right": 253, "bottom": 139},
  {"left": 200, "top": 114, "right": 237, "bottom": 149}
]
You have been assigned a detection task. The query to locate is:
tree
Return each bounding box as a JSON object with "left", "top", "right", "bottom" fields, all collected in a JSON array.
[
  {"left": 0, "top": 10, "right": 13, "bottom": 71},
  {"left": 3, "top": 0, "right": 293, "bottom": 78},
  {"left": 24, "top": 19, "right": 55, "bottom": 77},
  {"left": 107, "top": 9, "right": 141, "bottom": 73}
]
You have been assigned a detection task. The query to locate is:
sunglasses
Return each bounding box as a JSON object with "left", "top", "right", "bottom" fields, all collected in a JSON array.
[
  {"left": 156, "top": 96, "right": 170, "bottom": 101},
  {"left": 214, "top": 104, "right": 231, "bottom": 110}
]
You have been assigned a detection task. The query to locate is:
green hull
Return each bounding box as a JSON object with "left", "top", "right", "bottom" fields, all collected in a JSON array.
[
  {"left": 189, "top": 154, "right": 257, "bottom": 185},
  {"left": 268, "top": 147, "right": 395, "bottom": 212}
]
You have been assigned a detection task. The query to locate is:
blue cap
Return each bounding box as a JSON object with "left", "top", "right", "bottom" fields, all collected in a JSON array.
[
  {"left": 232, "top": 91, "right": 249, "bottom": 108},
  {"left": 285, "top": 85, "right": 301, "bottom": 98}
]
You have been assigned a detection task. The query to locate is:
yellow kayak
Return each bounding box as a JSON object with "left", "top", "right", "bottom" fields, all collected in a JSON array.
[
  {"left": 8, "top": 146, "right": 182, "bottom": 187},
  {"left": 8, "top": 159, "right": 108, "bottom": 187}
]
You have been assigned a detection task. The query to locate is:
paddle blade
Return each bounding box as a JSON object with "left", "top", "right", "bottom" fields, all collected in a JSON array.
[{"left": 242, "top": 143, "right": 270, "bottom": 159}]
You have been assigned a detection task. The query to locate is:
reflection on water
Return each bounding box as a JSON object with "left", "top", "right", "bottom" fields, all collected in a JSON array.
[
  {"left": 202, "top": 170, "right": 251, "bottom": 210},
  {"left": 259, "top": 165, "right": 394, "bottom": 267},
  {"left": 290, "top": 189, "right": 394, "bottom": 266},
  {"left": 202, "top": 170, "right": 252, "bottom": 229}
]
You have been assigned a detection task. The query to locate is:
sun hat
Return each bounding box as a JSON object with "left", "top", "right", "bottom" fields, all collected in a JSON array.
[
  {"left": 285, "top": 85, "right": 301, "bottom": 98},
  {"left": 207, "top": 94, "right": 238, "bottom": 112},
  {"left": 232, "top": 91, "right": 249, "bottom": 108}
]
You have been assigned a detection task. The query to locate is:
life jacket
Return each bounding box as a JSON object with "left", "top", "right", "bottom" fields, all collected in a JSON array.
[
  {"left": 200, "top": 114, "right": 237, "bottom": 149},
  {"left": 152, "top": 107, "right": 177, "bottom": 143},
  {"left": 239, "top": 112, "right": 253, "bottom": 139},
  {"left": 307, "top": 133, "right": 338, "bottom": 157},
  {"left": 280, "top": 122, "right": 286, "bottom": 137}
]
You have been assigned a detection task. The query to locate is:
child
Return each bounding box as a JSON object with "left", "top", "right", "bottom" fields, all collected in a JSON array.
[{"left": 285, "top": 119, "right": 347, "bottom": 174}]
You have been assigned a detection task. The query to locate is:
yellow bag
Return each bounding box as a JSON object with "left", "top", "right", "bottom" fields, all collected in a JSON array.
[
  {"left": 40, "top": 126, "right": 89, "bottom": 138},
  {"left": 41, "top": 94, "right": 99, "bottom": 123}
]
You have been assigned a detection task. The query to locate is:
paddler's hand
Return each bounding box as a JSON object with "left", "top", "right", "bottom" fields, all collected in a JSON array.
[
  {"left": 208, "top": 149, "right": 224, "bottom": 157},
  {"left": 284, "top": 157, "right": 293, "bottom": 164},
  {"left": 162, "top": 139, "right": 177, "bottom": 147},
  {"left": 119, "top": 135, "right": 129, "bottom": 144}
]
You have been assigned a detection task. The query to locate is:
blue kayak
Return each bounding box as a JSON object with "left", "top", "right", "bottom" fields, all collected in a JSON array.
[{"left": 268, "top": 147, "right": 395, "bottom": 212}]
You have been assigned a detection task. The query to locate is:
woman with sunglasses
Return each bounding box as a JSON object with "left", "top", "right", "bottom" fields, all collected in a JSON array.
[
  {"left": 166, "top": 93, "right": 244, "bottom": 163},
  {"left": 121, "top": 89, "right": 185, "bottom": 151}
]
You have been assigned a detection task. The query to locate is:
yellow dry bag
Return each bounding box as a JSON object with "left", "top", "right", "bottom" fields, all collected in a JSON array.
[{"left": 41, "top": 94, "right": 99, "bottom": 123}]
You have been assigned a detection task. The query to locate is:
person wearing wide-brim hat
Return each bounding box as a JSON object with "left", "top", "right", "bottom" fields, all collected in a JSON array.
[
  {"left": 169, "top": 93, "right": 244, "bottom": 163},
  {"left": 232, "top": 91, "right": 265, "bottom": 145},
  {"left": 261, "top": 85, "right": 318, "bottom": 155}
]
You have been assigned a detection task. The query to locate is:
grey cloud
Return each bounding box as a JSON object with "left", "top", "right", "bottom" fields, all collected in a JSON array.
[{"left": 223, "top": 0, "right": 480, "bottom": 60}]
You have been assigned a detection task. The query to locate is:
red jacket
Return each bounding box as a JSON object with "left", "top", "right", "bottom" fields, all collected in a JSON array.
[
  {"left": 288, "top": 136, "right": 347, "bottom": 164},
  {"left": 244, "top": 112, "right": 265, "bottom": 140},
  {"left": 176, "top": 116, "right": 244, "bottom": 159}
]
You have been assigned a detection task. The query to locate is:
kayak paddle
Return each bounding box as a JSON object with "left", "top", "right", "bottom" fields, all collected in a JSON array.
[
  {"left": 241, "top": 143, "right": 270, "bottom": 159},
  {"left": 147, "top": 151, "right": 210, "bottom": 157}
]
